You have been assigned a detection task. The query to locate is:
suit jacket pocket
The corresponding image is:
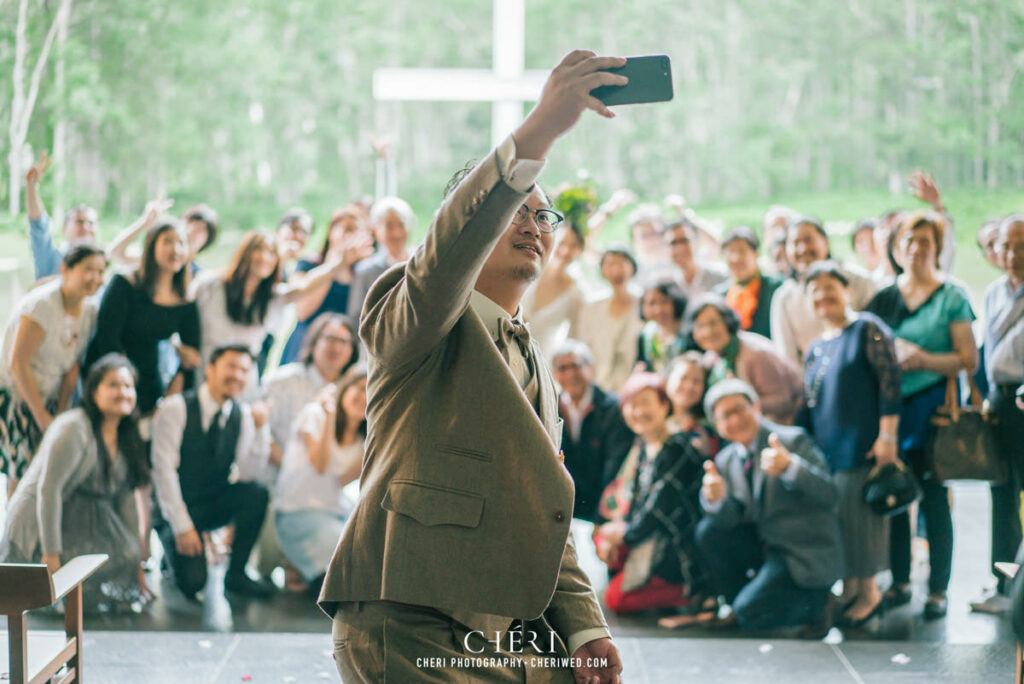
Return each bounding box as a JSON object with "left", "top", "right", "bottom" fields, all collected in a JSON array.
[{"left": 381, "top": 480, "right": 484, "bottom": 528}]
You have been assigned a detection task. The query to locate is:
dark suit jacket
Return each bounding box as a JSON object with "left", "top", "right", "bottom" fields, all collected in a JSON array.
[
  {"left": 319, "top": 144, "right": 607, "bottom": 643},
  {"left": 713, "top": 273, "right": 782, "bottom": 339},
  {"left": 560, "top": 385, "right": 634, "bottom": 523},
  {"left": 346, "top": 250, "right": 390, "bottom": 325},
  {"left": 705, "top": 420, "right": 842, "bottom": 588}
]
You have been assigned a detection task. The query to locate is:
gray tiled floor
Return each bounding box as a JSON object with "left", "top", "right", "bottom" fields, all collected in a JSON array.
[
  {"left": 3, "top": 483, "right": 1020, "bottom": 682},
  {"left": 24, "top": 631, "right": 1013, "bottom": 683}
]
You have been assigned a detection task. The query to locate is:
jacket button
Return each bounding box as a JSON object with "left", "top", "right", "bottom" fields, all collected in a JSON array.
[{"left": 553, "top": 511, "right": 566, "bottom": 522}]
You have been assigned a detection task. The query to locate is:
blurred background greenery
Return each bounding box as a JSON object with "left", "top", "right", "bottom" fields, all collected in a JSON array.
[{"left": 0, "top": 0, "right": 1022, "bottom": 320}]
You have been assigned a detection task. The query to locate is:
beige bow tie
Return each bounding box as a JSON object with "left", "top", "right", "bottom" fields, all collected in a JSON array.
[{"left": 497, "top": 317, "right": 532, "bottom": 361}]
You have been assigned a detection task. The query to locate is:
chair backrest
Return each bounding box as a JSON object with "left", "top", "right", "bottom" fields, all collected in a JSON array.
[{"left": 0, "top": 563, "right": 55, "bottom": 614}]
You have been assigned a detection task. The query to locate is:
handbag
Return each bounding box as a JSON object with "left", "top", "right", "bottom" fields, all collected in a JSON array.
[
  {"left": 927, "top": 376, "right": 1006, "bottom": 483},
  {"left": 863, "top": 460, "right": 922, "bottom": 516}
]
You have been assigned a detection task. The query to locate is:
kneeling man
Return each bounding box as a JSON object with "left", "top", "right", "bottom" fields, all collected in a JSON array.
[{"left": 699, "top": 379, "right": 841, "bottom": 635}]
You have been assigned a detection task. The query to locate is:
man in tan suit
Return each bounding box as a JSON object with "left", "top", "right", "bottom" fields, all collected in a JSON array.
[{"left": 320, "top": 51, "right": 628, "bottom": 683}]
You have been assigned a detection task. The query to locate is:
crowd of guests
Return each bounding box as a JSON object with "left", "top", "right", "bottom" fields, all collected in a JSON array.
[{"left": 1, "top": 151, "right": 1023, "bottom": 641}]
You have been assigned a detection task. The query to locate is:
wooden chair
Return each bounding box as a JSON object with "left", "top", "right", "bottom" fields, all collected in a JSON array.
[{"left": 1, "top": 554, "right": 107, "bottom": 684}]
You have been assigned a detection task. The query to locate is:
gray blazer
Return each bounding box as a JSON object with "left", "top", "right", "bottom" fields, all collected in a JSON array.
[
  {"left": 707, "top": 420, "right": 842, "bottom": 588},
  {"left": 2, "top": 408, "right": 138, "bottom": 558},
  {"left": 319, "top": 143, "right": 607, "bottom": 643}
]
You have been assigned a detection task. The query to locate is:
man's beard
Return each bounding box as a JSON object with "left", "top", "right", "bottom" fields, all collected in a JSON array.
[{"left": 508, "top": 264, "right": 540, "bottom": 282}]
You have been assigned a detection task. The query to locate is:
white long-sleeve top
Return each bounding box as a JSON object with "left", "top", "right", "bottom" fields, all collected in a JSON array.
[{"left": 151, "top": 383, "right": 271, "bottom": 535}]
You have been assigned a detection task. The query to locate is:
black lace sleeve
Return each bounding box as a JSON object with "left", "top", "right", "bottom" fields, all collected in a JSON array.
[{"left": 862, "top": 317, "right": 902, "bottom": 416}]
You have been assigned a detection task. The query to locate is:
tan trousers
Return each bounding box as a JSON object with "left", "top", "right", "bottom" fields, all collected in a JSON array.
[{"left": 332, "top": 601, "right": 575, "bottom": 684}]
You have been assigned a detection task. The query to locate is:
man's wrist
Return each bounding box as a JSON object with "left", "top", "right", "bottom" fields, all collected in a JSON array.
[{"left": 511, "top": 119, "right": 554, "bottom": 162}]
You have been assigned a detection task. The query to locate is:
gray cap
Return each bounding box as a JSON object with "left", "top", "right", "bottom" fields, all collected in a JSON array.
[{"left": 704, "top": 378, "right": 760, "bottom": 418}]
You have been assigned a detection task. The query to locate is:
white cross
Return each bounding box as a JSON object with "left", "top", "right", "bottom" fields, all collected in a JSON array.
[{"left": 373, "top": 0, "right": 548, "bottom": 147}]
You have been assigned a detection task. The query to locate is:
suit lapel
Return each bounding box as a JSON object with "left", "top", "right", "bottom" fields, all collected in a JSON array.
[
  {"left": 463, "top": 307, "right": 558, "bottom": 450},
  {"left": 530, "top": 340, "right": 562, "bottom": 448}
]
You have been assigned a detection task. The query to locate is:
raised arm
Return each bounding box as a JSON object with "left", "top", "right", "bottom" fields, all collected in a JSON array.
[
  {"left": 107, "top": 198, "right": 174, "bottom": 269},
  {"left": 362, "top": 51, "right": 628, "bottom": 369}
]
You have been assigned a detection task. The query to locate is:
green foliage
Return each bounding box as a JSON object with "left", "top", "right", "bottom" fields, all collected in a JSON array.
[{"left": 553, "top": 182, "right": 598, "bottom": 236}]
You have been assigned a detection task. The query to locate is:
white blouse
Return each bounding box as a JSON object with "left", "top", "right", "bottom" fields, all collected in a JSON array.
[
  {"left": 190, "top": 270, "right": 292, "bottom": 398},
  {"left": 274, "top": 402, "right": 361, "bottom": 516},
  {"left": 0, "top": 279, "right": 97, "bottom": 403}
]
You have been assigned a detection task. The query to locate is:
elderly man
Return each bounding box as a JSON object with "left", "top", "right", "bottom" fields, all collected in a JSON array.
[
  {"left": 320, "top": 51, "right": 627, "bottom": 683},
  {"left": 698, "top": 379, "right": 841, "bottom": 636},
  {"left": 712, "top": 226, "right": 782, "bottom": 339},
  {"left": 973, "top": 215, "right": 1024, "bottom": 614},
  {"left": 552, "top": 340, "right": 634, "bottom": 524},
  {"left": 346, "top": 196, "right": 415, "bottom": 322}
]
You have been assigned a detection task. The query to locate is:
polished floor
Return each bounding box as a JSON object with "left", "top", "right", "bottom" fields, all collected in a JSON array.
[{"left": 2, "top": 482, "right": 1019, "bottom": 682}]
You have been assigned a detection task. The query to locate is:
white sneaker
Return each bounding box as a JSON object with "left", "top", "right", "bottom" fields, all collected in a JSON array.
[{"left": 969, "top": 592, "right": 1012, "bottom": 614}]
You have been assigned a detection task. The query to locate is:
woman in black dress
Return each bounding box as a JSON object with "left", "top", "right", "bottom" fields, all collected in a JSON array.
[{"left": 86, "top": 218, "right": 200, "bottom": 416}]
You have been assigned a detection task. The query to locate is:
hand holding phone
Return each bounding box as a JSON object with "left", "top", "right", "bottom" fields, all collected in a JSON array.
[{"left": 591, "top": 54, "right": 674, "bottom": 106}]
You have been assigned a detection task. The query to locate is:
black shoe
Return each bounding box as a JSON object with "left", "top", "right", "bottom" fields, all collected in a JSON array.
[
  {"left": 923, "top": 595, "right": 947, "bottom": 620},
  {"left": 797, "top": 594, "right": 836, "bottom": 640},
  {"left": 224, "top": 572, "right": 274, "bottom": 599},
  {"left": 883, "top": 584, "right": 912, "bottom": 609},
  {"left": 838, "top": 598, "right": 885, "bottom": 629}
]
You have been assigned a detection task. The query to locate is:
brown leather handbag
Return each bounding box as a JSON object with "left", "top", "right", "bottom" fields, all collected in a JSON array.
[{"left": 927, "top": 376, "right": 1005, "bottom": 483}]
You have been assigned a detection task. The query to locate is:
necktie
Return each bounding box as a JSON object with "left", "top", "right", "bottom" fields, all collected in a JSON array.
[
  {"left": 497, "top": 317, "right": 532, "bottom": 363},
  {"left": 208, "top": 406, "right": 225, "bottom": 446}
]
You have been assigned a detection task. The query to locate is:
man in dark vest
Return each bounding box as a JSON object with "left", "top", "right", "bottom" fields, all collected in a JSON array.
[
  {"left": 152, "top": 344, "right": 273, "bottom": 599},
  {"left": 552, "top": 339, "right": 634, "bottom": 523}
]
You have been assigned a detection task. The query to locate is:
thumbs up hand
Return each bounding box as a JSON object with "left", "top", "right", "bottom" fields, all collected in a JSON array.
[
  {"left": 760, "top": 432, "right": 792, "bottom": 477},
  {"left": 702, "top": 460, "right": 726, "bottom": 503}
]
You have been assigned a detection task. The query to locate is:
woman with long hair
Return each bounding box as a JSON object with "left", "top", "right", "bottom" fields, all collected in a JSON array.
[
  {"left": 1, "top": 243, "right": 105, "bottom": 493},
  {"left": 190, "top": 230, "right": 356, "bottom": 399},
  {"left": 85, "top": 218, "right": 201, "bottom": 416},
  {"left": 1, "top": 354, "right": 151, "bottom": 612},
  {"left": 274, "top": 366, "right": 367, "bottom": 592},
  {"left": 279, "top": 207, "right": 374, "bottom": 364}
]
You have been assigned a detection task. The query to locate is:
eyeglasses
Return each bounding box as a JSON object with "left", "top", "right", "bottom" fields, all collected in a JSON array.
[
  {"left": 512, "top": 204, "right": 563, "bottom": 233},
  {"left": 322, "top": 334, "right": 353, "bottom": 346}
]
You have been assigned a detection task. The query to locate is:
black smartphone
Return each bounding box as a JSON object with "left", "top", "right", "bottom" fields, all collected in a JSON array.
[{"left": 591, "top": 54, "right": 673, "bottom": 106}]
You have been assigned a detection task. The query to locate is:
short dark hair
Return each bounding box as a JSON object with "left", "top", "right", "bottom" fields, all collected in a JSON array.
[
  {"left": 81, "top": 353, "right": 149, "bottom": 488},
  {"left": 684, "top": 293, "right": 741, "bottom": 349},
  {"left": 599, "top": 242, "right": 638, "bottom": 276},
  {"left": 298, "top": 313, "right": 359, "bottom": 370},
  {"left": 209, "top": 344, "right": 254, "bottom": 365},
  {"left": 804, "top": 260, "right": 849, "bottom": 288},
  {"left": 721, "top": 226, "right": 760, "bottom": 252},
  {"left": 183, "top": 203, "right": 219, "bottom": 252},
  {"left": 642, "top": 279, "right": 689, "bottom": 321},
  {"left": 63, "top": 241, "right": 107, "bottom": 269}
]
